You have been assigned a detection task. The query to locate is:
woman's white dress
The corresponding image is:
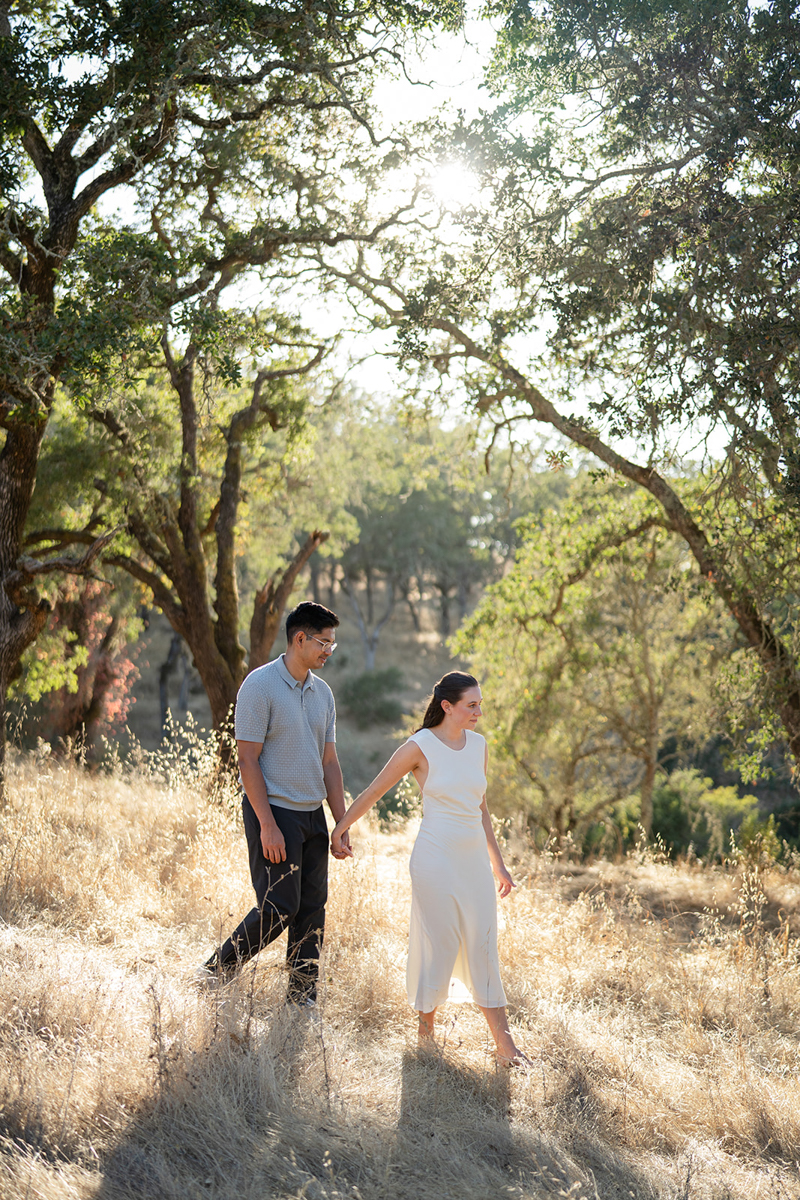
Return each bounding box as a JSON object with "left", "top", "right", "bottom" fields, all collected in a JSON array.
[{"left": 406, "top": 727, "right": 507, "bottom": 1011}]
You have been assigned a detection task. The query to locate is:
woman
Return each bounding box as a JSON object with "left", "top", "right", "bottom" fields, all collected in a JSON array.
[{"left": 331, "top": 671, "right": 527, "bottom": 1066}]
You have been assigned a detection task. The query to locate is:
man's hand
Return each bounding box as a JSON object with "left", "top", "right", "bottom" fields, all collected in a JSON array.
[
  {"left": 331, "top": 825, "right": 353, "bottom": 860},
  {"left": 238, "top": 740, "right": 285, "bottom": 863},
  {"left": 260, "top": 819, "right": 286, "bottom": 864}
]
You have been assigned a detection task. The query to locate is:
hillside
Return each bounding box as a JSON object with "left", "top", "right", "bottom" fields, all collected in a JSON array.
[{"left": 0, "top": 755, "right": 798, "bottom": 1199}]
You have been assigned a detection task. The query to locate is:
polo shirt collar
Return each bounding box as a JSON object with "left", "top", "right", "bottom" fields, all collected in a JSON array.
[{"left": 277, "top": 654, "right": 315, "bottom": 691}]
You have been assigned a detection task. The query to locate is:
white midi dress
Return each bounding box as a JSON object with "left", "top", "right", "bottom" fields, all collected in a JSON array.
[{"left": 406, "top": 728, "right": 507, "bottom": 1012}]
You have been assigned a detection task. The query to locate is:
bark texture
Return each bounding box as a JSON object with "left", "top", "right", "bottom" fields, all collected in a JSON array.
[{"left": 249, "top": 531, "right": 329, "bottom": 670}]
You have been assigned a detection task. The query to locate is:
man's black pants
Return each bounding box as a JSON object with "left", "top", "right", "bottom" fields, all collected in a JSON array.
[{"left": 214, "top": 797, "right": 329, "bottom": 1001}]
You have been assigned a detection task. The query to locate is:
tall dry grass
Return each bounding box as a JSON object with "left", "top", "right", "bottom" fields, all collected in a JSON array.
[{"left": 0, "top": 747, "right": 799, "bottom": 1199}]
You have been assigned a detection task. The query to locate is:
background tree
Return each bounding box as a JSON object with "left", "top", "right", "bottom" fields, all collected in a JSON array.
[
  {"left": 30, "top": 351, "right": 354, "bottom": 739},
  {"left": 328, "top": 408, "right": 565, "bottom": 667},
  {"left": 455, "top": 478, "right": 733, "bottom": 846},
  {"left": 0, "top": 0, "right": 454, "bottom": 770},
  {"left": 34, "top": 579, "right": 141, "bottom": 755},
  {"left": 338, "top": 479, "right": 492, "bottom": 663}
]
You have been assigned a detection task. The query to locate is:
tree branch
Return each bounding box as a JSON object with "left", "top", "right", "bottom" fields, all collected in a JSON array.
[
  {"left": 69, "top": 104, "right": 178, "bottom": 224},
  {"left": 544, "top": 517, "right": 667, "bottom": 625},
  {"left": 21, "top": 121, "right": 52, "bottom": 179},
  {"left": 5, "top": 528, "right": 119, "bottom": 605},
  {"left": 24, "top": 525, "right": 101, "bottom": 550},
  {"left": 103, "top": 552, "right": 187, "bottom": 635},
  {"left": 0, "top": 242, "right": 22, "bottom": 283},
  {"left": 248, "top": 530, "right": 329, "bottom": 671}
]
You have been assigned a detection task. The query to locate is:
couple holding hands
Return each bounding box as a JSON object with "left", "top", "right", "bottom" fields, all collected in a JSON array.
[{"left": 202, "top": 602, "right": 527, "bottom": 1068}]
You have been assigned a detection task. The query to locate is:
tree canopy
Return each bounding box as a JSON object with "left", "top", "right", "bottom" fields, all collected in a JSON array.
[
  {"left": 319, "top": 0, "right": 800, "bottom": 776},
  {"left": 0, "top": 0, "right": 457, "bottom": 781}
]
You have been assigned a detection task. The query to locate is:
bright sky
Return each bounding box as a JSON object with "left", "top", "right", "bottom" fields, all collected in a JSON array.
[
  {"left": 372, "top": 18, "right": 492, "bottom": 128},
  {"left": 294, "top": 19, "right": 500, "bottom": 402}
]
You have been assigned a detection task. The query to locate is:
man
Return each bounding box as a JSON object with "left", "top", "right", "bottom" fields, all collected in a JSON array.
[{"left": 201, "top": 601, "right": 352, "bottom": 1003}]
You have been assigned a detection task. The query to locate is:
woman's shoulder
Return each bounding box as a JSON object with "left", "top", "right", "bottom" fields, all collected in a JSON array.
[
  {"left": 403, "top": 731, "right": 429, "bottom": 764},
  {"left": 466, "top": 730, "right": 486, "bottom": 746}
]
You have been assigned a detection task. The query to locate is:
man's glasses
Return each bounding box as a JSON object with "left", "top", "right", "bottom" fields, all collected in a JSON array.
[{"left": 308, "top": 635, "right": 337, "bottom": 653}]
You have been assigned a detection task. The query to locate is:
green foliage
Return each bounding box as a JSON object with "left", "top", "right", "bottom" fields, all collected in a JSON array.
[
  {"left": 651, "top": 768, "right": 759, "bottom": 861},
  {"left": 12, "top": 574, "right": 144, "bottom": 715},
  {"left": 0, "top": 0, "right": 455, "bottom": 748},
  {"left": 339, "top": 668, "right": 404, "bottom": 730},
  {"left": 326, "top": 0, "right": 800, "bottom": 779},
  {"left": 735, "top": 812, "right": 783, "bottom": 870},
  {"left": 377, "top": 771, "right": 421, "bottom": 826},
  {"left": 13, "top": 628, "right": 89, "bottom": 704},
  {"left": 455, "top": 474, "right": 734, "bottom": 843}
]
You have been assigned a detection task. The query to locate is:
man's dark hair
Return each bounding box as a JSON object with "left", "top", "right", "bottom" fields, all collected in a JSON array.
[{"left": 285, "top": 601, "right": 340, "bottom": 645}]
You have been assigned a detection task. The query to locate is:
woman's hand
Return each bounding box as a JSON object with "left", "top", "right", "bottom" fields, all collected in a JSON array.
[{"left": 493, "top": 863, "right": 515, "bottom": 899}]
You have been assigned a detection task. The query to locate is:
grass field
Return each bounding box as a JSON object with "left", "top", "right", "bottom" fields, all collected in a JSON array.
[{"left": 1, "top": 750, "right": 799, "bottom": 1200}]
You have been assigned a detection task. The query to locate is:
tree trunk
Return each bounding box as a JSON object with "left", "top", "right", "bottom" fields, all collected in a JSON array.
[
  {"left": 437, "top": 587, "right": 451, "bottom": 638},
  {"left": 401, "top": 581, "right": 422, "bottom": 632},
  {"left": 178, "top": 657, "right": 194, "bottom": 712},
  {"left": 249, "top": 531, "right": 329, "bottom": 670},
  {"left": 365, "top": 568, "right": 374, "bottom": 625},
  {"left": 309, "top": 555, "right": 321, "bottom": 604},
  {"left": 457, "top": 579, "right": 470, "bottom": 624},
  {"left": 159, "top": 633, "right": 185, "bottom": 738},
  {"left": 182, "top": 631, "right": 238, "bottom": 734},
  {"left": 341, "top": 576, "right": 396, "bottom": 670},
  {"left": 0, "top": 419, "right": 53, "bottom": 800},
  {"left": 639, "top": 754, "right": 656, "bottom": 838}
]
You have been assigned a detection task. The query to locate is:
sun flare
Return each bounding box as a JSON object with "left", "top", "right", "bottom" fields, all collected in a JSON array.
[{"left": 428, "top": 162, "right": 481, "bottom": 211}]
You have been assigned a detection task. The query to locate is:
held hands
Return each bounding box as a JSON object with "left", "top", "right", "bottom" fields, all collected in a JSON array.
[
  {"left": 331, "top": 823, "right": 353, "bottom": 860},
  {"left": 493, "top": 863, "right": 516, "bottom": 899}
]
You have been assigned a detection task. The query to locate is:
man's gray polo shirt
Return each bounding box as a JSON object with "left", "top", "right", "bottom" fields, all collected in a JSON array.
[{"left": 234, "top": 655, "right": 336, "bottom": 811}]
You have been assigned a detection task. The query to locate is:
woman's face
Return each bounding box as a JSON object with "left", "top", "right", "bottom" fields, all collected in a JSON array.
[{"left": 444, "top": 686, "right": 483, "bottom": 728}]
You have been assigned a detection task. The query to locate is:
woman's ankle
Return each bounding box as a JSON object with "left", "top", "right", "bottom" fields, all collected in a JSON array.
[
  {"left": 494, "top": 1032, "right": 518, "bottom": 1060},
  {"left": 417, "top": 1011, "right": 435, "bottom": 1040}
]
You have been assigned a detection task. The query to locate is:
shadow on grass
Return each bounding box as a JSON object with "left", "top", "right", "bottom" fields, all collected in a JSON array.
[{"left": 89, "top": 990, "right": 686, "bottom": 1200}]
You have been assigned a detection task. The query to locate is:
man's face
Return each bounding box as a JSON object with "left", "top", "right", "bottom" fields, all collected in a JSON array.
[{"left": 295, "top": 626, "right": 337, "bottom": 670}]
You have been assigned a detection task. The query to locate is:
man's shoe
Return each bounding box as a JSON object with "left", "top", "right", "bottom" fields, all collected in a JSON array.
[
  {"left": 287, "top": 995, "right": 320, "bottom": 1024},
  {"left": 192, "top": 960, "right": 237, "bottom": 990}
]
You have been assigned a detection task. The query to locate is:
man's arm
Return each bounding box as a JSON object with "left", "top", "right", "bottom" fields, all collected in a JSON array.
[
  {"left": 322, "top": 741, "right": 352, "bottom": 859},
  {"left": 237, "top": 740, "right": 286, "bottom": 863}
]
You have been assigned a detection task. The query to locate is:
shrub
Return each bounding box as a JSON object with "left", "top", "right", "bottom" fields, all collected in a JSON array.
[
  {"left": 377, "top": 771, "right": 421, "bottom": 825},
  {"left": 652, "top": 768, "right": 759, "bottom": 859},
  {"left": 735, "top": 812, "right": 783, "bottom": 869},
  {"left": 339, "top": 668, "right": 404, "bottom": 729}
]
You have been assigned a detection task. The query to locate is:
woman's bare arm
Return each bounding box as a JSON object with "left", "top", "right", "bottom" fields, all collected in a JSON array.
[
  {"left": 480, "top": 740, "right": 515, "bottom": 897},
  {"left": 331, "top": 740, "right": 423, "bottom": 853}
]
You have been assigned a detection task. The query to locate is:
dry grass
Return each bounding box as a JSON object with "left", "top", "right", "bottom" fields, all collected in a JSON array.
[{"left": 0, "top": 753, "right": 799, "bottom": 1199}]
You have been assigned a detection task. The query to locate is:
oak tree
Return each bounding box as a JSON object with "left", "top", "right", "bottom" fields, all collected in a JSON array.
[
  {"left": 456, "top": 478, "right": 732, "bottom": 843},
  {"left": 320, "top": 0, "right": 800, "bottom": 775},
  {"left": 0, "top": 0, "right": 455, "bottom": 778}
]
